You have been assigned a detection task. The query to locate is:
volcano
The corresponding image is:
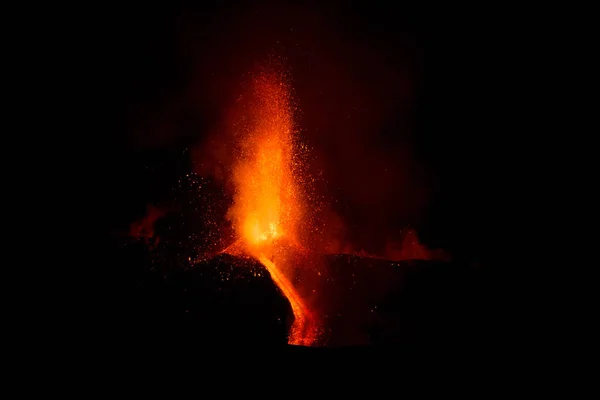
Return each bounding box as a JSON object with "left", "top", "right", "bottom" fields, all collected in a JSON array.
[
  {"left": 115, "top": 237, "right": 494, "bottom": 350},
  {"left": 119, "top": 61, "right": 492, "bottom": 349}
]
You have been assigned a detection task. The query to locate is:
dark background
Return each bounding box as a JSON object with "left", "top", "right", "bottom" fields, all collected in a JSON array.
[
  {"left": 93, "top": 1, "right": 512, "bottom": 260},
  {"left": 79, "top": 1, "right": 521, "bottom": 355}
]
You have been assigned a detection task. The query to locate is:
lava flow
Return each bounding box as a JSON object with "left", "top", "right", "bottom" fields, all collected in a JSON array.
[{"left": 222, "top": 67, "right": 319, "bottom": 346}]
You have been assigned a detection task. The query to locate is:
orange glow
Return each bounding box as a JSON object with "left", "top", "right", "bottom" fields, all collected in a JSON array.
[
  {"left": 228, "top": 72, "right": 301, "bottom": 249},
  {"left": 224, "top": 68, "right": 318, "bottom": 346}
]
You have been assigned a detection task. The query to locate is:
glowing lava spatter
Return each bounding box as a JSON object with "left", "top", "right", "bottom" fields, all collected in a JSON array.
[{"left": 223, "top": 67, "right": 318, "bottom": 346}]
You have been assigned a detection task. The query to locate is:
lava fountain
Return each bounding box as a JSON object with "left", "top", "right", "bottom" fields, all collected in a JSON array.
[{"left": 223, "top": 67, "right": 318, "bottom": 346}]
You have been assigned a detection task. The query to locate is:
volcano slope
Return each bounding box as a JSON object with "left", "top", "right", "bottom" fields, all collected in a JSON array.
[{"left": 108, "top": 240, "right": 499, "bottom": 353}]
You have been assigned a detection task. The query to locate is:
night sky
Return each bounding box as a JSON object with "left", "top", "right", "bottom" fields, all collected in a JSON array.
[{"left": 92, "top": 1, "right": 511, "bottom": 261}]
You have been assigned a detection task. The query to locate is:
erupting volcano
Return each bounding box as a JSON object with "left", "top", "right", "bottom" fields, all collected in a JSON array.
[
  {"left": 113, "top": 1, "right": 503, "bottom": 354},
  {"left": 221, "top": 67, "right": 319, "bottom": 346},
  {"left": 125, "top": 62, "right": 456, "bottom": 348}
]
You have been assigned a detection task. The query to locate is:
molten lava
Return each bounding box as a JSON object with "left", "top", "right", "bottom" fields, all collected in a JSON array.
[
  {"left": 223, "top": 68, "right": 318, "bottom": 346},
  {"left": 257, "top": 255, "right": 316, "bottom": 346}
]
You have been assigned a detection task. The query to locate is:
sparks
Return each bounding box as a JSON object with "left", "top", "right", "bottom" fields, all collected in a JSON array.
[{"left": 223, "top": 65, "right": 319, "bottom": 346}]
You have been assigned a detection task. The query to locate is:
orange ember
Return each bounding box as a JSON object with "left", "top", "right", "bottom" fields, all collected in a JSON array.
[{"left": 224, "top": 69, "right": 318, "bottom": 346}]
